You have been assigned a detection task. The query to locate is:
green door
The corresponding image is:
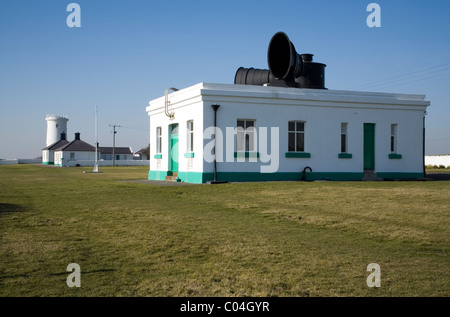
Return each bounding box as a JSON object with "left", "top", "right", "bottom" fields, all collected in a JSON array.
[
  {"left": 364, "top": 123, "right": 375, "bottom": 170},
  {"left": 170, "top": 125, "right": 179, "bottom": 172}
]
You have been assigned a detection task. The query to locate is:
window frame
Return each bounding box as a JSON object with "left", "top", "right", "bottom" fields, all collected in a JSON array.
[
  {"left": 187, "top": 120, "right": 194, "bottom": 153},
  {"left": 341, "top": 122, "right": 348, "bottom": 153},
  {"left": 156, "top": 126, "right": 162, "bottom": 154},
  {"left": 390, "top": 124, "right": 398, "bottom": 153},
  {"left": 236, "top": 119, "right": 256, "bottom": 152},
  {"left": 288, "top": 121, "right": 305, "bottom": 152}
]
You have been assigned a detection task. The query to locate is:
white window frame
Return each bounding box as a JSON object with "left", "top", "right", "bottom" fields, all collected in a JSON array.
[
  {"left": 237, "top": 119, "right": 256, "bottom": 152},
  {"left": 156, "top": 127, "right": 162, "bottom": 154},
  {"left": 187, "top": 120, "right": 194, "bottom": 153},
  {"left": 341, "top": 122, "right": 348, "bottom": 153},
  {"left": 391, "top": 124, "right": 398, "bottom": 153},
  {"left": 288, "top": 121, "right": 305, "bottom": 152}
]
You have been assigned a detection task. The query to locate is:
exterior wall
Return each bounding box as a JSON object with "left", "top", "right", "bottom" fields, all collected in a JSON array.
[
  {"left": 146, "top": 83, "right": 429, "bottom": 183},
  {"left": 42, "top": 150, "right": 53, "bottom": 164},
  {"left": 425, "top": 155, "right": 450, "bottom": 167},
  {"left": 62, "top": 160, "right": 149, "bottom": 167},
  {"left": 54, "top": 151, "right": 95, "bottom": 167},
  {"left": 147, "top": 85, "right": 204, "bottom": 181},
  {"left": 0, "top": 159, "right": 18, "bottom": 165},
  {"left": 100, "top": 154, "right": 133, "bottom": 161}
]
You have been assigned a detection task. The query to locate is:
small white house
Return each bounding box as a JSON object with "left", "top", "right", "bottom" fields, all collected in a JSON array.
[
  {"left": 146, "top": 83, "right": 429, "bottom": 183},
  {"left": 54, "top": 132, "right": 96, "bottom": 167},
  {"left": 42, "top": 133, "right": 69, "bottom": 165}
]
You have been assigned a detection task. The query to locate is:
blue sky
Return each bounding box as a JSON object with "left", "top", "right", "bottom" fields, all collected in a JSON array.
[{"left": 0, "top": 0, "right": 449, "bottom": 158}]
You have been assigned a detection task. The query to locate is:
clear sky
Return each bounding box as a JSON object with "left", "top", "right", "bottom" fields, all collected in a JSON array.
[{"left": 0, "top": 0, "right": 449, "bottom": 158}]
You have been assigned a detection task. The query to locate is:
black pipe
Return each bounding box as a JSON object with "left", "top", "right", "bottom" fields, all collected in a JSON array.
[
  {"left": 302, "top": 166, "right": 312, "bottom": 181},
  {"left": 234, "top": 32, "right": 326, "bottom": 89},
  {"left": 212, "top": 104, "right": 220, "bottom": 182},
  {"left": 208, "top": 105, "right": 227, "bottom": 184}
]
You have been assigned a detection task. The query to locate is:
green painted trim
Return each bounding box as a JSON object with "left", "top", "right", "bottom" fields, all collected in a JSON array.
[
  {"left": 184, "top": 152, "right": 195, "bottom": 158},
  {"left": 148, "top": 170, "right": 170, "bottom": 180},
  {"left": 388, "top": 153, "right": 402, "bottom": 159},
  {"left": 285, "top": 152, "right": 311, "bottom": 158},
  {"left": 377, "top": 172, "right": 423, "bottom": 179},
  {"left": 149, "top": 170, "right": 424, "bottom": 183},
  {"left": 201, "top": 171, "right": 364, "bottom": 183},
  {"left": 154, "top": 154, "right": 162, "bottom": 159},
  {"left": 42, "top": 161, "right": 54, "bottom": 165},
  {"left": 177, "top": 171, "right": 203, "bottom": 183},
  {"left": 338, "top": 153, "right": 353, "bottom": 159},
  {"left": 234, "top": 152, "right": 260, "bottom": 158}
]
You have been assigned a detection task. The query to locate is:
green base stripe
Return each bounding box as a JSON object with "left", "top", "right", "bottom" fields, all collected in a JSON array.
[
  {"left": 202, "top": 172, "right": 364, "bottom": 183},
  {"left": 377, "top": 172, "right": 423, "bottom": 179},
  {"left": 42, "top": 162, "right": 54, "bottom": 165},
  {"left": 154, "top": 154, "right": 162, "bottom": 159},
  {"left": 338, "top": 153, "right": 353, "bottom": 159},
  {"left": 184, "top": 153, "right": 195, "bottom": 158},
  {"left": 148, "top": 170, "right": 170, "bottom": 180},
  {"left": 149, "top": 170, "right": 425, "bottom": 183}
]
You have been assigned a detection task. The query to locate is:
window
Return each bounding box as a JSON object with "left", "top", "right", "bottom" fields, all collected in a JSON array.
[
  {"left": 341, "top": 123, "right": 348, "bottom": 153},
  {"left": 237, "top": 120, "right": 256, "bottom": 152},
  {"left": 288, "top": 121, "right": 305, "bottom": 152},
  {"left": 187, "top": 121, "right": 194, "bottom": 152},
  {"left": 70, "top": 152, "right": 75, "bottom": 160},
  {"left": 391, "top": 124, "right": 397, "bottom": 153},
  {"left": 156, "top": 127, "right": 162, "bottom": 154}
]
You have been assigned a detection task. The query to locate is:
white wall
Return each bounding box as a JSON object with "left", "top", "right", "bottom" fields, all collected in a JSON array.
[
  {"left": 425, "top": 155, "right": 450, "bottom": 167},
  {"left": 147, "top": 83, "right": 429, "bottom": 176},
  {"left": 62, "top": 160, "right": 149, "bottom": 167},
  {"left": 0, "top": 159, "right": 18, "bottom": 165},
  {"left": 148, "top": 87, "right": 204, "bottom": 174}
]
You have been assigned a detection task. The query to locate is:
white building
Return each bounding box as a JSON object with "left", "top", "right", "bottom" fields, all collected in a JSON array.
[
  {"left": 146, "top": 82, "right": 429, "bottom": 183},
  {"left": 42, "top": 132, "right": 69, "bottom": 165},
  {"left": 54, "top": 132, "right": 96, "bottom": 167}
]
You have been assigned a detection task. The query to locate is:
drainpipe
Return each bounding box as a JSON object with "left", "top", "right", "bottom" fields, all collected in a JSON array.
[{"left": 209, "top": 104, "right": 228, "bottom": 184}]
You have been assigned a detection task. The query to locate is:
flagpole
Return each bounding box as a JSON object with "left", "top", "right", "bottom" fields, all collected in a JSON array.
[{"left": 93, "top": 106, "right": 99, "bottom": 172}]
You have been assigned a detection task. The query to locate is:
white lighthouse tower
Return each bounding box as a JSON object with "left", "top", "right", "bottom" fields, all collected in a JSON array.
[{"left": 45, "top": 115, "right": 69, "bottom": 146}]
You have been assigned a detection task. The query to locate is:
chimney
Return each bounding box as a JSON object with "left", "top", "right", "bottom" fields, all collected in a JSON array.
[
  {"left": 75, "top": 132, "right": 80, "bottom": 141},
  {"left": 60, "top": 132, "right": 66, "bottom": 141}
]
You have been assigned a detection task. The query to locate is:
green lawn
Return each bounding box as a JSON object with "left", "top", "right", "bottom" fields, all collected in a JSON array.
[{"left": 0, "top": 165, "right": 449, "bottom": 297}]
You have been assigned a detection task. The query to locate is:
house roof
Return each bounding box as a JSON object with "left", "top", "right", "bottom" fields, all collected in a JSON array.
[
  {"left": 98, "top": 147, "right": 132, "bottom": 155},
  {"left": 135, "top": 146, "right": 150, "bottom": 155},
  {"left": 42, "top": 139, "right": 69, "bottom": 151},
  {"left": 56, "top": 140, "right": 96, "bottom": 152}
]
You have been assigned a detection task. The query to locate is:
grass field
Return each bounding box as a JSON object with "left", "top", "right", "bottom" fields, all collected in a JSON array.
[{"left": 0, "top": 165, "right": 449, "bottom": 297}]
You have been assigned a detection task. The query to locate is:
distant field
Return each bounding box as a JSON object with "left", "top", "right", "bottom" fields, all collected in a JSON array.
[{"left": 0, "top": 165, "right": 449, "bottom": 297}]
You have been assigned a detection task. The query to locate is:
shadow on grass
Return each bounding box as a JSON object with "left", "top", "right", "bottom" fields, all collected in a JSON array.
[
  {"left": 48, "top": 269, "right": 116, "bottom": 277},
  {"left": 0, "top": 203, "right": 27, "bottom": 215}
]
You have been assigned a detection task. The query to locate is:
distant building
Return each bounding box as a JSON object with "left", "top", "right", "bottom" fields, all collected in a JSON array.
[
  {"left": 98, "top": 147, "right": 133, "bottom": 161},
  {"left": 42, "top": 132, "right": 69, "bottom": 165},
  {"left": 134, "top": 145, "right": 150, "bottom": 160},
  {"left": 54, "top": 132, "right": 96, "bottom": 167}
]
